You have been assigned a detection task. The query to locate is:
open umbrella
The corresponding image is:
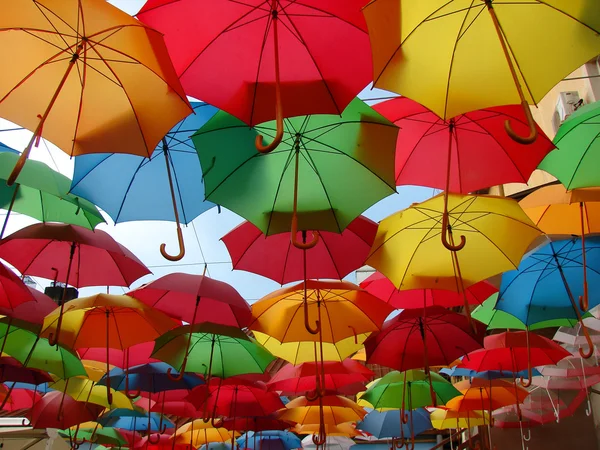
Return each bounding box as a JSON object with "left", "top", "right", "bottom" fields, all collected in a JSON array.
[
  {"left": 237, "top": 431, "right": 302, "bottom": 450},
  {"left": 70, "top": 102, "right": 218, "bottom": 261},
  {"left": 0, "top": 286, "right": 59, "bottom": 325},
  {"left": 138, "top": 0, "right": 372, "bottom": 153},
  {"left": 0, "top": 0, "right": 191, "bottom": 184},
  {"left": 0, "top": 260, "right": 36, "bottom": 310},
  {"left": 357, "top": 409, "right": 432, "bottom": 442},
  {"left": 0, "top": 151, "right": 104, "bottom": 238},
  {"left": 221, "top": 216, "right": 378, "bottom": 285},
  {"left": 174, "top": 420, "right": 237, "bottom": 447},
  {"left": 277, "top": 395, "right": 366, "bottom": 427},
  {"left": 539, "top": 100, "right": 600, "bottom": 189},
  {"left": 49, "top": 377, "right": 133, "bottom": 410},
  {"left": 363, "top": 0, "right": 600, "bottom": 143},
  {"left": 28, "top": 391, "right": 104, "bottom": 430}
]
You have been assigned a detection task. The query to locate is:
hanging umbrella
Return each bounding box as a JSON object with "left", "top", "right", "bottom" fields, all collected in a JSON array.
[
  {"left": 360, "top": 272, "right": 497, "bottom": 309},
  {"left": 192, "top": 99, "right": 397, "bottom": 239},
  {"left": 100, "top": 411, "right": 175, "bottom": 433},
  {"left": 365, "top": 193, "right": 542, "bottom": 324},
  {"left": 49, "top": 377, "right": 133, "bottom": 410},
  {"left": 0, "top": 286, "right": 59, "bottom": 325},
  {"left": 276, "top": 395, "right": 366, "bottom": 426},
  {"left": 138, "top": 0, "right": 372, "bottom": 153},
  {"left": 1, "top": 387, "right": 42, "bottom": 413},
  {"left": 448, "top": 379, "right": 529, "bottom": 412},
  {"left": 0, "top": 357, "right": 53, "bottom": 385},
  {"left": 266, "top": 359, "right": 373, "bottom": 396},
  {"left": 429, "top": 409, "right": 489, "bottom": 430},
  {"left": 357, "top": 409, "right": 432, "bottom": 440},
  {"left": 373, "top": 97, "right": 553, "bottom": 192},
  {"left": 0, "top": 151, "right": 105, "bottom": 238},
  {"left": 362, "top": 1, "right": 600, "bottom": 143},
  {"left": 60, "top": 425, "right": 128, "bottom": 447},
  {"left": 497, "top": 237, "right": 600, "bottom": 358},
  {"left": 0, "top": 0, "right": 191, "bottom": 185},
  {"left": 294, "top": 424, "right": 361, "bottom": 438},
  {"left": 0, "top": 260, "right": 36, "bottom": 310},
  {"left": 28, "top": 391, "right": 104, "bottom": 429},
  {"left": 539, "top": 100, "right": 600, "bottom": 189},
  {"left": 253, "top": 332, "right": 369, "bottom": 365},
  {"left": 174, "top": 420, "right": 237, "bottom": 447},
  {"left": 365, "top": 306, "right": 486, "bottom": 388},
  {"left": 222, "top": 417, "right": 295, "bottom": 434},
  {"left": 70, "top": 102, "right": 218, "bottom": 261},
  {"left": 128, "top": 272, "right": 251, "bottom": 329},
  {"left": 221, "top": 216, "right": 378, "bottom": 285},
  {"left": 237, "top": 431, "right": 302, "bottom": 450},
  {"left": 152, "top": 323, "right": 275, "bottom": 382},
  {"left": 77, "top": 342, "right": 159, "bottom": 370},
  {"left": 440, "top": 367, "right": 540, "bottom": 381}
]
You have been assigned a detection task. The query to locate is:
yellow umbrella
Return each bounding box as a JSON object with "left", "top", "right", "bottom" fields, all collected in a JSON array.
[
  {"left": 174, "top": 420, "right": 237, "bottom": 447},
  {"left": 253, "top": 331, "right": 369, "bottom": 365},
  {"left": 366, "top": 193, "right": 541, "bottom": 323},
  {"left": 278, "top": 396, "right": 366, "bottom": 426},
  {"left": 430, "top": 408, "right": 489, "bottom": 430},
  {"left": 0, "top": 0, "right": 191, "bottom": 184},
  {"left": 351, "top": 348, "right": 366, "bottom": 362},
  {"left": 83, "top": 360, "right": 115, "bottom": 383},
  {"left": 293, "top": 422, "right": 362, "bottom": 437},
  {"left": 49, "top": 377, "right": 133, "bottom": 410},
  {"left": 520, "top": 185, "right": 600, "bottom": 310},
  {"left": 362, "top": 0, "right": 600, "bottom": 143}
]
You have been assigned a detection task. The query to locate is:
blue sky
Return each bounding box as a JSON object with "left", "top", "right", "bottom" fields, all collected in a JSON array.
[{"left": 0, "top": 0, "right": 438, "bottom": 303}]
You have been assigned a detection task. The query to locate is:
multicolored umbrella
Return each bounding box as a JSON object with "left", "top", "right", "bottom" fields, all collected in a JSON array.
[
  {"left": 138, "top": 0, "right": 372, "bottom": 152},
  {"left": 363, "top": 1, "right": 600, "bottom": 143},
  {"left": 0, "top": 0, "right": 191, "bottom": 184},
  {"left": 70, "top": 102, "right": 218, "bottom": 260},
  {"left": 221, "top": 216, "right": 377, "bottom": 285}
]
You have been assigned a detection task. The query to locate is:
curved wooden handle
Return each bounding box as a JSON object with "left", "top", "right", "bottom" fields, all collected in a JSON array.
[
  {"left": 211, "top": 417, "right": 223, "bottom": 428},
  {"left": 255, "top": 114, "right": 283, "bottom": 154},
  {"left": 519, "top": 374, "right": 532, "bottom": 388},
  {"left": 395, "top": 436, "right": 405, "bottom": 448},
  {"left": 167, "top": 363, "right": 186, "bottom": 381},
  {"left": 579, "top": 288, "right": 589, "bottom": 312},
  {"left": 107, "top": 389, "right": 113, "bottom": 406},
  {"left": 147, "top": 433, "right": 161, "bottom": 445},
  {"left": 579, "top": 322, "right": 595, "bottom": 359},
  {"left": 441, "top": 208, "right": 465, "bottom": 251},
  {"left": 305, "top": 389, "right": 320, "bottom": 401},
  {"left": 303, "top": 298, "right": 320, "bottom": 335},
  {"left": 505, "top": 101, "right": 538, "bottom": 145},
  {"left": 160, "top": 224, "right": 185, "bottom": 261},
  {"left": 125, "top": 372, "right": 141, "bottom": 399},
  {"left": 291, "top": 214, "right": 319, "bottom": 250},
  {"left": 401, "top": 410, "right": 409, "bottom": 424}
]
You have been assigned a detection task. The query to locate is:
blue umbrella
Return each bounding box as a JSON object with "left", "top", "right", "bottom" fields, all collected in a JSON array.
[
  {"left": 98, "top": 362, "right": 205, "bottom": 396},
  {"left": 440, "top": 367, "right": 541, "bottom": 379},
  {"left": 200, "top": 444, "right": 232, "bottom": 450},
  {"left": 3, "top": 381, "right": 52, "bottom": 394},
  {"left": 357, "top": 409, "right": 431, "bottom": 440},
  {"left": 0, "top": 142, "right": 18, "bottom": 155},
  {"left": 237, "top": 431, "right": 302, "bottom": 450},
  {"left": 70, "top": 102, "right": 218, "bottom": 261},
  {"left": 497, "top": 237, "right": 600, "bottom": 358},
  {"left": 99, "top": 411, "right": 174, "bottom": 432}
]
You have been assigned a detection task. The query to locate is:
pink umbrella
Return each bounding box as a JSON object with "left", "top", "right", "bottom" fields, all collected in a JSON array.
[{"left": 78, "top": 342, "right": 159, "bottom": 368}]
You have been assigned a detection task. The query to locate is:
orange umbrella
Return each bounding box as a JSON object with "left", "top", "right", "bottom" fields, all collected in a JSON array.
[{"left": 0, "top": 0, "right": 191, "bottom": 184}]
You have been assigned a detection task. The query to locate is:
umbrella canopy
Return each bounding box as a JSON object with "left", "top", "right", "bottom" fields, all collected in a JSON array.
[
  {"left": 41, "top": 294, "right": 177, "bottom": 350},
  {"left": 250, "top": 280, "right": 393, "bottom": 344},
  {"left": 0, "top": 287, "right": 58, "bottom": 325},
  {"left": 440, "top": 367, "right": 540, "bottom": 380},
  {"left": 0, "top": 151, "right": 104, "bottom": 234},
  {"left": 128, "top": 273, "right": 251, "bottom": 328},
  {"left": 447, "top": 379, "right": 529, "bottom": 412},
  {"left": 237, "top": 431, "right": 302, "bottom": 450},
  {"left": 222, "top": 417, "right": 295, "bottom": 433},
  {"left": 253, "top": 332, "right": 369, "bottom": 365},
  {"left": 357, "top": 409, "right": 431, "bottom": 440},
  {"left": 0, "top": 260, "right": 36, "bottom": 310},
  {"left": 175, "top": 420, "right": 237, "bottom": 447},
  {"left": 70, "top": 102, "right": 218, "bottom": 225},
  {"left": 0, "top": 223, "right": 150, "bottom": 287},
  {"left": 366, "top": 193, "right": 542, "bottom": 291},
  {"left": 277, "top": 395, "right": 366, "bottom": 425},
  {"left": 221, "top": 216, "right": 377, "bottom": 285},
  {"left": 266, "top": 359, "right": 373, "bottom": 396},
  {"left": 360, "top": 272, "right": 497, "bottom": 309},
  {"left": 100, "top": 412, "right": 175, "bottom": 432},
  {"left": 363, "top": 0, "right": 600, "bottom": 143},
  {"left": 77, "top": 342, "right": 158, "bottom": 369},
  {"left": 192, "top": 99, "right": 397, "bottom": 235},
  {"left": 430, "top": 409, "right": 488, "bottom": 430},
  {"left": 137, "top": 0, "right": 372, "bottom": 127},
  {"left": 539, "top": 101, "right": 600, "bottom": 189},
  {"left": 0, "top": 357, "right": 52, "bottom": 385},
  {"left": 49, "top": 377, "right": 133, "bottom": 410},
  {"left": 373, "top": 98, "right": 553, "bottom": 193},
  {"left": 1, "top": 387, "right": 42, "bottom": 412},
  {"left": 365, "top": 306, "right": 486, "bottom": 372},
  {"left": 28, "top": 391, "right": 104, "bottom": 429},
  {"left": 152, "top": 323, "right": 275, "bottom": 379},
  {"left": 359, "top": 370, "right": 461, "bottom": 410},
  {"left": 0, "top": 0, "right": 191, "bottom": 184}
]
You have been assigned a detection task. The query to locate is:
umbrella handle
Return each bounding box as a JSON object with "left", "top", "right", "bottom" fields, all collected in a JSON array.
[
  {"left": 291, "top": 215, "right": 319, "bottom": 250},
  {"left": 125, "top": 372, "right": 141, "bottom": 399},
  {"left": 211, "top": 416, "right": 223, "bottom": 428},
  {"left": 441, "top": 207, "right": 465, "bottom": 251},
  {"left": 148, "top": 433, "right": 161, "bottom": 445},
  {"left": 167, "top": 364, "right": 186, "bottom": 381},
  {"left": 522, "top": 429, "right": 531, "bottom": 442},
  {"left": 303, "top": 297, "right": 320, "bottom": 335},
  {"left": 255, "top": 5, "right": 283, "bottom": 154},
  {"left": 505, "top": 101, "right": 538, "bottom": 145},
  {"left": 160, "top": 223, "right": 186, "bottom": 262},
  {"left": 578, "top": 317, "right": 594, "bottom": 359}
]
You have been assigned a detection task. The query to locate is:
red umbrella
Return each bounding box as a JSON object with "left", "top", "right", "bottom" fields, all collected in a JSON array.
[
  {"left": 222, "top": 416, "right": 295, "bottom": 432},
  {"left": 137, "top": 0, "right": 372, "bottom": 152},
  {"left": 1, "top": 387, "right": 42, "bottom": 413},
  {"left": 0, "top": 287, "right": 58, "bottom": 325},
  {"left": 373, "top": 98, "right": 553, "bottom": 252},
  {"left": 78, "top": 342, "right": 159, "bottom": 368},
  {"left": 458, "top": 331, "right": 571, "bottom": 386},
  {"left": 365, "top": 306, "right": 486, "bottom": 372},
  {"left": 0, "top": 357, "right": 53, "bottom": 385},
  {"left": 266, "top": 359, "right": 373, "bottom": 396},
  {"left": 221, "top": 216, "right": 377, "bottom": 285},
  {"left": 0, "top": 223, "right": 150, "bottom": 345},
  {"left": 28, "top": 391, "right": 104, "bottom": 429},
  {"left": 373, "top": 98, "right": 554, "bottom": 193},
  {"left": 128, "top": 272, "right": 251, "bottom": 328},
  {"left": 360, "top": 272, "right": 497, "bottom": 309},
  {"left": 0, "top": 260, "right": 35, "bottom": 310}
]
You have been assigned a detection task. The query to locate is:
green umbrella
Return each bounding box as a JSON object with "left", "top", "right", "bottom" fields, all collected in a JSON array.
[
  {"left": 538, "top": 100, "right": 600, "bottom": 189},
  {"left": 192, "top": 98, "right": 397, "bottom": 242},
  {"left": 152, "top": 323, "right": 275, "bottom": 380},
  {"left": 360, "top": 370, "right": 461, "bottom": 411},
  {"left": 472, "top": 294, "right": 591, "bottom": 330},
  {"left": 0, "top": 318, "right": 85, "bottom": 379},
  {"left": 0, "top": 151, "right": 105, "bottom": 237},
  {"left": 60, "top": 427, "right": 128, "bottom": 447}
]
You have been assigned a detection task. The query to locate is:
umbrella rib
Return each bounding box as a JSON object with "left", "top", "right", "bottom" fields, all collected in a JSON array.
[
  {"left": 279, "top": 236, "right": 294, "bottom": 285},
  {"left": 69, "top": 154, "right": 114, "bottom": 192},
  {"left": 534, "top": 1, "right": 600, "bottom": 34},
  {"left": 167, "top": 149, "right": 190, "bottom": 225},
  {"left": 247, "top": 7, "right": 273, "bottom": 126},
  {"left": 565, "top": 130, "right": 600, "bottom": 189},
  {"left": 33, "top": 0, "right": 80, "bottom": 43},
  {"left": 317, "top": 236, "right": 344, "bottom": 280}
]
